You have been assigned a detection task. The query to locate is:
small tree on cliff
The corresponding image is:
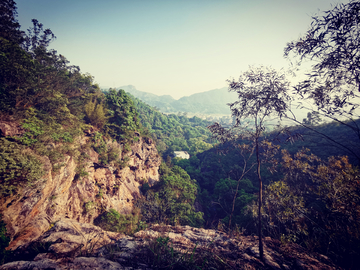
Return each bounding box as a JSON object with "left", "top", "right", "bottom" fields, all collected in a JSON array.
[{"left": 209, "top": 66, "right": 292, "bottom": 260}]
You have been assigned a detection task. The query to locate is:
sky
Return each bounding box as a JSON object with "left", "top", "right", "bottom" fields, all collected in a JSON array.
[{"left": 16, "top": 0, "right": 349, "bottom": 99}]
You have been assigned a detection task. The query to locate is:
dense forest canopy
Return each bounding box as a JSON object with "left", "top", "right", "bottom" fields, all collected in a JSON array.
[{"left": 128, "top": 94, "right": 214, "bottom": 157}]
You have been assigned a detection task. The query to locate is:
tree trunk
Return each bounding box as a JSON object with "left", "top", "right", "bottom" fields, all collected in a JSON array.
[
  {"left": 229, "top": 180, "right": 240, "bottom": 229},
  {"left": 256, "top": 138, "right": 264, "bottom": 261}
]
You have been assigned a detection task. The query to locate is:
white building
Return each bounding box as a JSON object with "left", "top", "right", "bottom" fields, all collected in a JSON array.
[{"left": 173, "top": 151, "right": 190, "bottom": 159}]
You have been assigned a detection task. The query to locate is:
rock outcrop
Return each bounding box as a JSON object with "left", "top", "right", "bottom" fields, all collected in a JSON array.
[
  {"left": 0, "top": 219, "right": 339, "bottom": 270},
  {"left": 0, "top": 123, "right": 341, "bottom": 269},
  {"left": 0, "top": 133, "right": 161, "bottom": 251},
  {"left": 0, "top": 120, "right": 24, "bottom": 137}
]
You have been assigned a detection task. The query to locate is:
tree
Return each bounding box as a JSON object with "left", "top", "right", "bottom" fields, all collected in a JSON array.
[
  {"left": 105, "top": 89, "right": 141, "bottom": 141},
  {"left": 84, "top": 98, "right": 107, "bottom": 129},
  {"left": 302, "top": 111, "right": 322, "bottom": 126},
  {"left": 261, "top": 149, "right": 360, "bottom": 268},
  {"left": 285, "top": 0, "right": 360, "bottom": 162},
  {"left": 0, "top": 0, "right": 24, "bottom": 44},
  {"left": 209, "top": 66, "right": 292, "bottom": 260},
  {"left": 136, "top": 163, "right": 204, "bottom": 227},
  {"left": 285, "top": 0, "right": 360, "bottom": 116},
  {"left": 22, "top": 19, "right": 56, "bottom": 56}
]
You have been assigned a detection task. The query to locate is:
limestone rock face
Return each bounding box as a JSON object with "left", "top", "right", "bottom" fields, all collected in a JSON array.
[
  {"left": 0, "top": 135, "right": 161, "bottom": 250},
  {"left": 0, "top": 221, "right": 339, "bottom": 270},
  {"left": 0, "top": 120, "right": 24, "bottom": 137}
]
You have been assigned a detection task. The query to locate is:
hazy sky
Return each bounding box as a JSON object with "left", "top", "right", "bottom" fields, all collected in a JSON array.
[{"left": 16, "top": 0, "right": 348, "bottom": 99}]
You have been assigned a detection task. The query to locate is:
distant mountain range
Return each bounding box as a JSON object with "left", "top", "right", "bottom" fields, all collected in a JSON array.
[{"left": 116, "top": 85, "right": 236, "bottom": 115}]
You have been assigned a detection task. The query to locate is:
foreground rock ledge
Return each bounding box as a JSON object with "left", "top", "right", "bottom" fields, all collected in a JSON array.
[{"left": 0, "top": 219, "right": 339, "bottom": 270}]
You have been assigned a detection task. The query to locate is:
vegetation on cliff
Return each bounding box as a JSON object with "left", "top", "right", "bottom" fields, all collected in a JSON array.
[
  {"left": 0, "top": 0, "right": 202, "bottom": 260},
  {"left": 0, "top": 0, "right": 152, "bottom": 192}
]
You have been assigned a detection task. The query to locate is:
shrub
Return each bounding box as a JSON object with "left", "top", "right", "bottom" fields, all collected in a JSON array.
[
  {"left": 136, "top": 163, "right": 204, "bottom": 227},
  {"left": 84, "top": 99, "right": 107, "bottom": 129},
  {"left": 18, "top": 114, "right": 44, "bottom": 146},
  {"left": 94, "top": 209, "right": 139, "bottom": 235},
  {"left": 0, "top": 138, "right": 44, "bottom": 196},
  {"left": 0, "top": 215, "right": 10, "bottom": 265},
  {"left": 84, "top": 201, "right": 95, "bottom": 215},
  {"left": 143, "top": 235, "right": 228, "bottom": 269}
]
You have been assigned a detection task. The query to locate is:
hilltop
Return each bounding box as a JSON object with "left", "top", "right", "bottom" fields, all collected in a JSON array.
[{"left": 117, "top": 85, "right": 237, "bottom": 115}]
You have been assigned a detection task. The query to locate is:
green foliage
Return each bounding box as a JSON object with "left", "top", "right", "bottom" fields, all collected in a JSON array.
[
  {"left": 92, "top": 131, "right": 107, "bottom": 162},
  {"left": 84, "top": 98, "right": 107, "bottom": 129},
  {"left": 144, "top": 234, "right": 229, "bottom": 270},
  {"left": 130, "top": 94, "right": 214, "bottom": 157},
  {"left": 104, "top": 89, "right": 141, "bottom": 142},
  {"left": 147, "top": 236, "right": 200, "bottom": 269},
  {"left": 0, "top": 9, "right": 104, "bottom": 146},
  {"left": 0, "top": 214, "right": 10, "bottom": 265},
  {"left": 282, "top": 118, "right": 360, "bottom": 166},
  {"left": 90, "top": 132, "right": 126, "bottom": 169},
  {"left": 258, "top": 149, "right": 360, "bottom": 268},
  {"left": 0, "top": 138, "right": 44, "bottom": 196},
  {"left": 207, "top": 177, "right": 256, "bottom": 230},
  {"left": 136, "top": 163, "right": 204, "bottom": 227},
  {"left": 84, "top": 201, "right": 95, "bottom": 215},
  {"left": 51, "top": 131, "right": 73, "bottom": 143},
  {"left": 247, "top": 180, "right": 308, "bottom": 242},
  {"left": 18, "top": 112, "right": 44, "bottom": 146},
  {"left": 94, "top": 208, "right": 140, "bottom": 235},
  {"left": 96, "top": 188, "right": 103, "bottom": 199},
  {"left": 0, "top": 0, "right": 24, "bottom": 44},
  {"left": 174, "top": 142, "right": 262, "bottom": 228}
]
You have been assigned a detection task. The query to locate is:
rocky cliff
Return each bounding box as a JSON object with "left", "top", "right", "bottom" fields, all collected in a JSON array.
[
  {"left": 0, "top": 123, "right": 341, "bottom": 269},
  {"left": 0, "top": 126, "right": 161, "bottom": 251},
  {"left": 0, "top": 219, "right": 339, "bottom": 270}
]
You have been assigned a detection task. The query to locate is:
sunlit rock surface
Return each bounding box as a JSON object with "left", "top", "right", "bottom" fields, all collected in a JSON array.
[
  {"left": 0, "top": 221, "right": 339, "bottom": 270},
  {"left": 0, "top": 133, "right": 161, "bottom": 250}
]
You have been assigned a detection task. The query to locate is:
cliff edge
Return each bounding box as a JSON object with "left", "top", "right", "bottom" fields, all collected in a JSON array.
[{"left": 0, "top": 123, "right": 161, "bottom": 251}]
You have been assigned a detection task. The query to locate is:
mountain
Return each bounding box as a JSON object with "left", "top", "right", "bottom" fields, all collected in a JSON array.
[
  {"left": 172, "top": 88, "right": 237, "bottom": 115},
  {"left": 117, "top": 85, "right": 176, "bottom": 112},
  {"left": 117, "top": 85, "right": 237, "bottom": 115}
]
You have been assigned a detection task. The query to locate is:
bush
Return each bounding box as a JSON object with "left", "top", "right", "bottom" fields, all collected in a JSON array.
[
  {"left": 0, "top": 138, "right": 44, "bottom": 196},
  {"left": 136, "top": 163, "right": 204, "bottom": 227},
  {"left": 0, "top": 215, "right": 10, "bottom": 265},
  {"left": 84, "top": 99, "right": 107, "bottom": 129},
  {"left": 94, "top": 209, "right": 139, "bottom": 235},
  {"left": 143, "top": 235, "right": 228, "bottom": 269}
]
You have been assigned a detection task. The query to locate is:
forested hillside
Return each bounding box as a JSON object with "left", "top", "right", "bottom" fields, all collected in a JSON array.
[
  {"left": 172, "top": 113, "right": 360, "bottom": 269},
  {"left": 0, "top": 0, "right": 203, "bottom": 265},
  {"left": 129, "top": 94, "right": 214, "bottom": 157},
  {"left": 174, "top": 1, "right": 360, "bottom": 267},
  {"left": 118, "top": 1, "right": 358, "bottom": 267}
]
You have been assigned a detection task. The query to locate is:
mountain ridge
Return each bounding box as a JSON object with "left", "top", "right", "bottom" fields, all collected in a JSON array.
[{"left": 115, "top": 85, "right": 236, "bottom": 115}]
